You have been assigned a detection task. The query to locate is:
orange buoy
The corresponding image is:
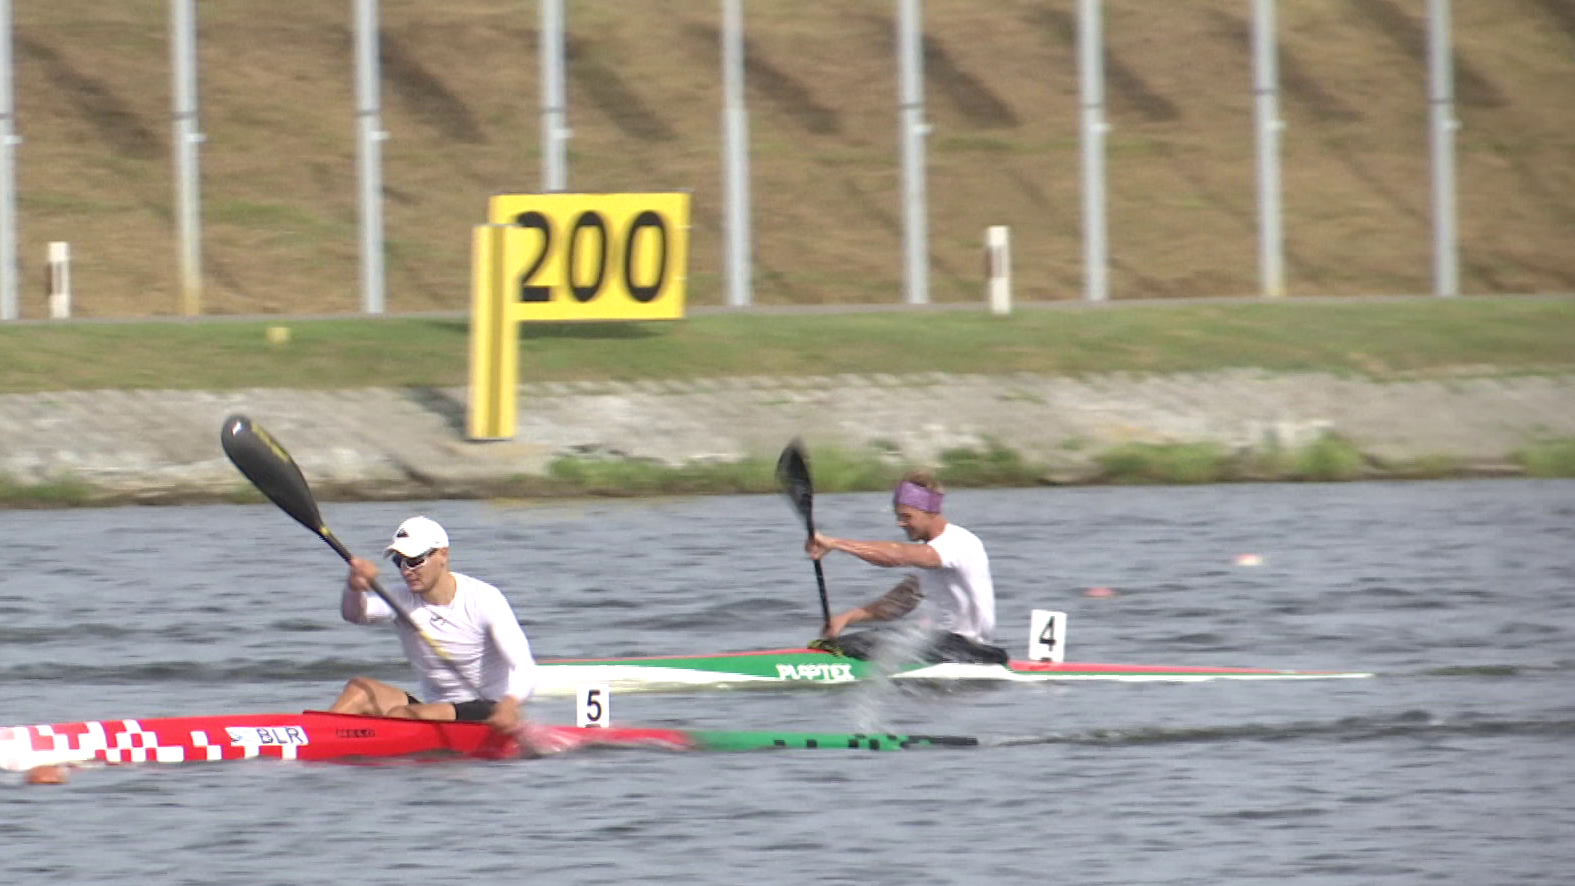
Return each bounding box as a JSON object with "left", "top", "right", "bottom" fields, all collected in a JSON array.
[
  {"left": 24, "top": 764, "right": 68, "bottom": 785},
  {"left": 1084, "top": 586, "right": 1117, "bottom": 598}
]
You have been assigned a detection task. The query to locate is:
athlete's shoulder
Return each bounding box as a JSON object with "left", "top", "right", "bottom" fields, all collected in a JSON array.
[
  {"left": 949, "top": 520, "right": 984, "bottom": 539},
  {"left": 930, "top": 522, "right": 987, "bottom": 558},
  {"left": 451, "top": 572, "right": 520, "bottom": 609},
  {"left": 452, "top": 571, "right": 505, "bottom": 596},
  {"left": 932, "top": 521, "right": 982, "bottom": 544}
]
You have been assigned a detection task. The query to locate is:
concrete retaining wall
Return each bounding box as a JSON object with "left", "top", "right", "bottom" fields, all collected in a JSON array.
[{"left": 1, "top": 371, "right": 1571, "bottom": 503}]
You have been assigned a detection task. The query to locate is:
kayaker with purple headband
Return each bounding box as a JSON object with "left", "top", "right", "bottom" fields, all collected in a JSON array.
[
  {"left": 893, "top": 478, "right": 943, "bottom": 513},
  {"left": 804, "top": 472, "right": 1007, "bottom": 664}
]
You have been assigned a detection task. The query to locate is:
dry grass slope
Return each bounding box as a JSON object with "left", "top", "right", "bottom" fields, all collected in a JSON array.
[{"left": 11, "top": 0, "right": 1574, "bottom": 318}]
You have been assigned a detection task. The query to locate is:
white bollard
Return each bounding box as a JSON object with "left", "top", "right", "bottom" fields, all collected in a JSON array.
[
  {"left": 47, "top": 242, "right": 71, "bottom": 319},
  {"left": 985, "top": 225, "right": 1011, "bottom": 315}
]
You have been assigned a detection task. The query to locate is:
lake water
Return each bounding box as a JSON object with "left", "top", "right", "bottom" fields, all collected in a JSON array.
[{"left": 2, "top": 479, "right": 1572, "bottom": 885}]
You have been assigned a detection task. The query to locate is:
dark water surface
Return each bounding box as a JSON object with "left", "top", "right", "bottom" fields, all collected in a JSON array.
[{"left": 3, "top": 479, "right": 1572, "bottom": 885}]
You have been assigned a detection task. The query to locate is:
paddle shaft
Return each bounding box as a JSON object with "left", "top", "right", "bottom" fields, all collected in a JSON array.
[{"left": 804, "top": 516, "right": 832, "bottom": 629}]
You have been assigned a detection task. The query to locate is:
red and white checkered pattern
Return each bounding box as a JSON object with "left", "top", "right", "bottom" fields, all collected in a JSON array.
[
  {"left": 4, "top": 711, "right": 518, "bottom": 772},
  {"left": 1, "top": 719, "right": 191, "bottom": 770},
  {"left": 0, "top": 717, "right": 309, "bottom": 771}
]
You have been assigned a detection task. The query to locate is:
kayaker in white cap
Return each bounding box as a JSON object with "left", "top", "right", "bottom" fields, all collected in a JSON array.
[{"left": 329, "top": 515, "right": 537, "bottom": 732}]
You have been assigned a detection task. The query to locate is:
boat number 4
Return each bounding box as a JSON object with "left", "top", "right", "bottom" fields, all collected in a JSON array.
[
  {"left": 776, "top": 663, "right": 855, "bottom": 682},
  {"left": 1028, "top": 609, "right": 1068, "bottom": 663}
]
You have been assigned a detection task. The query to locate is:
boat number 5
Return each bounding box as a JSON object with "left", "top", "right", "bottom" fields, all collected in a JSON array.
[{"left": 576, "top": 684, "right": 611, "bottom": 728}]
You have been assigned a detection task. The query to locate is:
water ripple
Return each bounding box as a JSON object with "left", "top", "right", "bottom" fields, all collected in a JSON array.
[{"left": 0, "top": 479, "right": 1571, "bottom": 886}]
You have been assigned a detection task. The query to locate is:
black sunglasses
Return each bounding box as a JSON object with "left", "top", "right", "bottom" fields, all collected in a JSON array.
[{"left": 392, "top": 549, "right": 437, "bottom": 571}]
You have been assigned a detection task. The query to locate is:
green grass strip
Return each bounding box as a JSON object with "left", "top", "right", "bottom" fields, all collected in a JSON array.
[{"left": 0, "top": 298, "right": 1570, "bottom": 394}]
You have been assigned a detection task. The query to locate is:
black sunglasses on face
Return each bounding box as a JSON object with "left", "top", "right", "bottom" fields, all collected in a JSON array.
[{"left": 392, "top": 549, "right": 437, "bottom": 571}]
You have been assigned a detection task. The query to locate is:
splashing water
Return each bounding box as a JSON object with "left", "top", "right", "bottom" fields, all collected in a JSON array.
[{"left": 846, "top": 622, "right": 934, "bottom": 733}]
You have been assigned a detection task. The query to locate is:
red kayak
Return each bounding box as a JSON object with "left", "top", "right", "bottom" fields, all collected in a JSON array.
[{"left": 2, "top": 710, "right": 1002, "bottom": 772}]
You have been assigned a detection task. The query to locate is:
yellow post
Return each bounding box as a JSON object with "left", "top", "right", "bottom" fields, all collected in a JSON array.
[
  {"left": 466, "top": 225, "right": 516, "bottom": 440},
  {"left": 468, "top": 193, "right": 692, "bottom": 439}
]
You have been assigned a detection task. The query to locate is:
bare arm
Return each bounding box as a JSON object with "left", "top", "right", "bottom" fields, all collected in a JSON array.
[
  {"left": 807, "top": 533, "right": 941, "bottom": 569},
  {"left": 822, "top": 574, "right": 923, "bottom": 637},
  {"left": 865, "top": 574, "right": 924, "bottom": 620}
]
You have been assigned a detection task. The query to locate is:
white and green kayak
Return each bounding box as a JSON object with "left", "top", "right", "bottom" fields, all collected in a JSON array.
[
  {"left": 531, "top": 648, "right": 1371, "bottom": 697},
  {"left": 531, "top": 611, "right": 1372, "bottom": 697}
]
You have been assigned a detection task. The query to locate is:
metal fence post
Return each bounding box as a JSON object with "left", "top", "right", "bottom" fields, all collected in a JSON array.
[
  {"left": 540, "top": 0, "right": 568, "bottom": 192},
  {"left": 0, "top": 0, "right": 15, "bottom": 321},
  {"left": 171, "top": 0, "right": 203, "bottom": 315},
  {"left": 721, "top": 0, "right": 752, "bottom": 307},
  {"left": 897, "top": 0, "right": 929, "bottom": 305},
  {"left": 1428, "top": 0, "right": 1459, "bottom": 297},
  {"left": 354, "top": 0, "right": 387, "bottom": 314},
  {"left": 1253, "top": 0, "right": 1286, "bottom": 298},
  {"left": 1078, "top": 0, "right": 1108, "bottom": 302}
]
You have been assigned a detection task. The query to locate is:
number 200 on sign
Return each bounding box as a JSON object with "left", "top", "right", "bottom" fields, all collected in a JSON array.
[
  {"left": 512, "top": 210, "right": 668, "bottom": 304},
  {"left": 486, "top": 193, "right": 690, "bottom": 321}
]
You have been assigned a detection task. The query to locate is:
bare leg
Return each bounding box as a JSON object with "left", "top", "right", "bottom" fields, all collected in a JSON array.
[
  {"left": 385, "top": 702, "right": 458, "bottom": 721},
  {"left": 328, "top": 676, "right": 412, "bottom": 716}
]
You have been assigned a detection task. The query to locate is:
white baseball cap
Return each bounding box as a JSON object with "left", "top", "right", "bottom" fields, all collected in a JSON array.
[{"left": 385, "top": 516, "right": 449, "bottom": 558}]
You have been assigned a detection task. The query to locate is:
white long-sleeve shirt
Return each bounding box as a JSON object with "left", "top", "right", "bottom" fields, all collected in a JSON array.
[{"left": 341, "top": 571, "right": 538, "bottom": 704}]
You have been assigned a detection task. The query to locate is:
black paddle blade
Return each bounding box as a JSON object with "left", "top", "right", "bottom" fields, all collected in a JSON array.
[
  {"left": 775, "top": 438, "right": 815, "bottom": 531},
  {"left": 778, "top": 438, "right": 833, "bottom": 625},
  {"left": 220, "top": 414, "right": 327, "bottom": 538}
]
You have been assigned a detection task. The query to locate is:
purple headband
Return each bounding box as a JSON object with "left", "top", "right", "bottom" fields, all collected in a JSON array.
[{"left": 893, "top": 480, "right": 943, "bottom": 513}]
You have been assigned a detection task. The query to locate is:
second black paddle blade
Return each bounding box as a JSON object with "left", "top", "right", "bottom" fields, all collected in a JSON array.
[
  {"left": 220, "top": 414, "right": 325, "bottom": 534},
  {"left": 775, "top": 438, "right": 814, "bottom": 524}
]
